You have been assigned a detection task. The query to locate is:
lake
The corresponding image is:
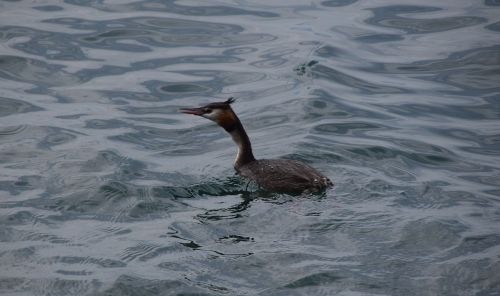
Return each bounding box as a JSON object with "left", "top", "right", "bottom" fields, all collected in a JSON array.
[{"left": 0, "top": 0, "right": 499, "bottom": 295}]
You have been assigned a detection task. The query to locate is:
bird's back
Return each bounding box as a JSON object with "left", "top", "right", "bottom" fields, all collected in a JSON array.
[{"left": 237, "top": 159, "right": 332, "bottom": 194}]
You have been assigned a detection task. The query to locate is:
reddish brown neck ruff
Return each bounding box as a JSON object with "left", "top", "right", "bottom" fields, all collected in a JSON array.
[
  {"left": 179, "top": 98, "right": 256, "bottom": 169},
  {"left": 179, "top": 98, "right": 333, "bottom": 194},
  {"left": 221, "top": 110, "right": 255, "bottom": 169}
]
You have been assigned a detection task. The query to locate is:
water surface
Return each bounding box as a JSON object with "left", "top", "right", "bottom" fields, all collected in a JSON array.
[{"left": 1, "top": 0, "right": 500, "bottom": 295}]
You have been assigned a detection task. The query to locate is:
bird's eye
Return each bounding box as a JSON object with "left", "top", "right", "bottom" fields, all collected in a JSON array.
[{"left": 205, "top": 108, "right": 212, "bottom": 114}]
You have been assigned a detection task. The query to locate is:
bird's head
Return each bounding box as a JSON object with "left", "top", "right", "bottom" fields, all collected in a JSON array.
[{"left": 179, "top": 98, "right": 238, "bottom": 131}]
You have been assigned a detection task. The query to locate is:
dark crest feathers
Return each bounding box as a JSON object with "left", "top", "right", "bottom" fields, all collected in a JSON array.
[{"left": 225, "top": 97, "right": 235, "bottom": 105}]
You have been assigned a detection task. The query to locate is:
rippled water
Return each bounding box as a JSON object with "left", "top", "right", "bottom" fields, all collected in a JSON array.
[{"left": 1, "top": 0, "right": 499, "bottom": 295}]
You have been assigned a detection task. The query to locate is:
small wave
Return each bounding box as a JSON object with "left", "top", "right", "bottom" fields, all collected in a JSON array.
[
  {"left": 0, "top": 97, "right": 43, "bottom": 117},
  {"left": 367, "top": 5, "right": 487, "bottom": 34},
  {"left": 0, "top": 125, "right": 27, "bottom": 135}
]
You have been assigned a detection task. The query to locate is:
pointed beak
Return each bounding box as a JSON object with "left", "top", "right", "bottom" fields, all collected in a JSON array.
[{"left": 179, "top": 107, "right": 205, "bottom": 116}]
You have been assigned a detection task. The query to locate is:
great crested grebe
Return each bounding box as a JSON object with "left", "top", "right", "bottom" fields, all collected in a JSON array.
[{"left": 180, "top": 98, "right": 333, "bottom": 194}]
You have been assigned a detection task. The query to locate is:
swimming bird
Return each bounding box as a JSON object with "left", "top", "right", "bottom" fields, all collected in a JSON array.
[{"left": 180, "top": 98, "right": 333, "bottom": 194}]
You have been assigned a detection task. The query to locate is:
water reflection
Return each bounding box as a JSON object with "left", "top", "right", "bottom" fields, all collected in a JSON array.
[
  {"left": 322, "top": 0, "right": 357, "bottom": 7},
  {"left": 312, "top": 63, "right": 408, "bottom": 94},
  {"left": 66, "top": 0, "right": 279, "bottom": 18},
  {"left": 367, "top": 5, "right": 486, "bottom": 34},
  {"left": 0, "top": 97, "right": 43, "bottom": 117},
  {"left": 367, "top": 45, "right": 500, "bottom": 96},
  {"left": 0, "top": 0, "right": 499, "bottom": 295},
  {"left": 0, "top": 26, "right": 86, "bottom": 60},
  {"left": 0, "top": 55, "right": 81, "bottom": 86}
]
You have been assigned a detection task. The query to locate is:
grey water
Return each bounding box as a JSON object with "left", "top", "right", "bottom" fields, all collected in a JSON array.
[{"left": 0, "top": 0, "right": 499, "bottom": 295}]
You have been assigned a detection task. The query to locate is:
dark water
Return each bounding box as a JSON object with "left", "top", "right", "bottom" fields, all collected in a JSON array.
[{"left": 1, "top": 0, "right": 499, "bottom": 295}]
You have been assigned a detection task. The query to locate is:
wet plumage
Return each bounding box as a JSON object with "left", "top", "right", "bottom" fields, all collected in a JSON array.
[{"left": 238, "top": 159, "right": 333, "bottom": 193}]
